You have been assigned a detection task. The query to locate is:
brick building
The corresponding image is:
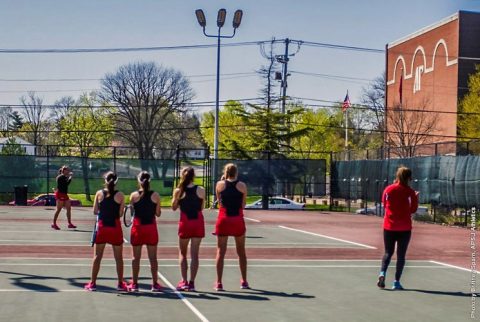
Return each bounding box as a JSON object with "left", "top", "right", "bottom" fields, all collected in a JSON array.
[{"left": 385, "top": 11, "right": 480, "bottom": 153}]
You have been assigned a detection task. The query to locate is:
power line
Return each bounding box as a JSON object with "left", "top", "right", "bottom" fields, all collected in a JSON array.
[{"left": 0, "top": 40, "right": 273, "bottom": 54}]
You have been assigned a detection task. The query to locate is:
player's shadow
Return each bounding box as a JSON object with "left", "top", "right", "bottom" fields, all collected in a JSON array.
[
  {"left": 0, "top": 270, "right": 87, "bottom": 292},
  {"left": 404, "top": 289, "right": 478, "bottom": 297},
  {"left": 201, "top": 288, "right": 315, "bottom": 301}
]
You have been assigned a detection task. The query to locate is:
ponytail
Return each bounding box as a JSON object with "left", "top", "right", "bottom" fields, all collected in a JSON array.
[
  {"left": 177, "top": 167, "right": 195, "bottom": 197},
  {"left": 104, "top": 171, "right": 118, "bottom": 196},
  {"left": 137, "top": 171, "right": 151, "bottom": 198}
]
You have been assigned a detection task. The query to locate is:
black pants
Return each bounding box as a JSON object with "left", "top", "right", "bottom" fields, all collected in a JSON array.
[{"left": 381, "top": 230, "right": 411, "bottom": 281}]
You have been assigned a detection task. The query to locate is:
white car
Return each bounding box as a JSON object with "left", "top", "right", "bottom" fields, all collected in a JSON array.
[
  {"left": 355, "top": 205, "right": 428, "bottom": 216},
  {"left": 245, "top": 197, "right": 305, "bottom": 210}
]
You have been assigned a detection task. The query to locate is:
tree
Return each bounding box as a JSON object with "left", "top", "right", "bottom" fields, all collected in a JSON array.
[
  {"left": 288, "top": 106, "right": 343, "bottom": 159},
  {"left": 386, "top": 99, "right": 440, "bottom": 157},
  {"left": 360, "top": 73, "right": 386, "bottom": 134},
  {"left": 200, "top": 100, "right": 251, "bottom": 159},
  {"left": 0, "top": 106, "right": 12, "bottom": 137},
  {"left": 19, "top": 92, "right": 47, "bottom": 151},
  {"left": 0, "top": 137, "right": 26, "bottom": 155},
  {"left": 458, "top": 65, "right": 480, "bottom": 142},
  {"left": 100, "top": 61, "right": 194, "bottom": 176},
  {"left": 59, "top": 93, "right": 114, "bottom": 200},
  {"left": 8, "top": 111, "right": 24, "bottom": 131}
]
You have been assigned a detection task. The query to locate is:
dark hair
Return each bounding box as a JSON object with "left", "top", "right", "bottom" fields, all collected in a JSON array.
[
  {"left": 396, "top": 166, "right": 412, "bottom": 186},
  {"left": 223, "top": 163, "right": 237, "bottom": 180},
  {"left": 104, "top": 171, "right": 118, "bottom": 196},
  {"left": 177, "top": 167, "right": 195, "bottom": 196},
  {"left": 59, "top": 165, "right": 68, "bottom": 175},
  {"left": 137, "top": 171, "right": 151, "bottom": 198}
]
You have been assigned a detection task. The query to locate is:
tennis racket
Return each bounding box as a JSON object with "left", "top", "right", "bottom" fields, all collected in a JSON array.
[
  {"left": 90, "top": 215, "right": 99, "bottom": 247},
  {"left": 123, "top": 205, "right": 135, "bottom": 227}
]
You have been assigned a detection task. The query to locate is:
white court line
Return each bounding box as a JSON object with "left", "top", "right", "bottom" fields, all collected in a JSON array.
[
  {"left": 244, "top": 217, "right": 261, "bottom": 223},
  {"left": 157, "top": 271, "right": 209, "bottom": 322},
  {"left": 0, "top": 240, "right": 86, "bottom": 243},
  {"left": 0, "top": 289, "right": 84, "bottom": 292},
  {"left": 429, "top": 260, "right": 480, "bottom": 274},
  {"left": 278, "top": 225, "right": 377, "bottom": 249},
  {"left": 0, "top": 263, "right": 447, "bottom": 268}
]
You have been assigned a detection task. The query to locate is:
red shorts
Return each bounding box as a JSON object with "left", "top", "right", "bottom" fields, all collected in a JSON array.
[
  {"left": 95, "top": 219, "right": 123, "bottom": 245},
  {"left": 214, "top": 207, "right": 246, "bottom": 237},
  {"left": 54, "top": 191, "right": 69, "bottom": 201},
  {"left": 178, "top": 212, "right": 205, "bottom": 239},
  {"left": 130, "top": 218, "right": 158, "bottom": 246}
]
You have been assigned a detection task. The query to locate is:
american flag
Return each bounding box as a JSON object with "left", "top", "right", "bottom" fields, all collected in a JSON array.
[{"left": 342, "top": 91, "right": 351, "bottom": 112}]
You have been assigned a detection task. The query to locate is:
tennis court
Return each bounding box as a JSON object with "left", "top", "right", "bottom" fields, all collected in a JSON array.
[{"left": 0, "top": 206, "right": 475, "bottom": 322}]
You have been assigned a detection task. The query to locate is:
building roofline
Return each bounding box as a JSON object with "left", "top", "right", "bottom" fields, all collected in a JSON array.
[{"left": 387, "top": 12, "right": 459, "bottom": 49}]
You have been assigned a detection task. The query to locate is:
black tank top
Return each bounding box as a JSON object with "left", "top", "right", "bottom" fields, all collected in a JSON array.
[
  {"left": 219, "top": 180, "right": 243, "bottom": 217},
  {"left": 179, "top": 185, "right": 202, "bottom": 220},
  {"left": 98, "top": 190, "right": 120, "bottom": 227},
  {"left": 133, "top": 190, "right": 157, "bottom": 225},
  {"left": 56, "top": 175, "right": 71, "bottom": 193}
]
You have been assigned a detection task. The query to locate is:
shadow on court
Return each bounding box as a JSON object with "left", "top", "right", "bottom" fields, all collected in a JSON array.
[
  {"left": 197, "top": 288, "right": 315, "bottom": 301},
  {"left": 403, "top": 288, "right": 477, "bottom": 297}
]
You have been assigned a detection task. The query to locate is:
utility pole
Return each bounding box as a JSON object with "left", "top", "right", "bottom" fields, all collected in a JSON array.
[{"left": 281, "top": 38, "right": 290, "bottom": 114}]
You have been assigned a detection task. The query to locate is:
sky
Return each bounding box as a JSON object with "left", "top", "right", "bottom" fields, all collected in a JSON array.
[{"left": 0, "top": 0, "right": 479, "bottom": 113}]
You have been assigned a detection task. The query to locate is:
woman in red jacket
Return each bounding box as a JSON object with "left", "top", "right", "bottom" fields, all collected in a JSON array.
[{"left": 377, "top": 166, "right": 419, "bottom": 290}]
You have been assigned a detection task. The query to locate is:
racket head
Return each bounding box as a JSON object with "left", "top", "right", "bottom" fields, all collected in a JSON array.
[{"left": 123, "top": 205, "right": 134, "bottom": 227}]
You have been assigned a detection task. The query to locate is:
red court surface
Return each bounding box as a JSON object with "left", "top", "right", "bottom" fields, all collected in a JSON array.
[{"left": 0, "top": 206, "right": 476, "bottom": 322}]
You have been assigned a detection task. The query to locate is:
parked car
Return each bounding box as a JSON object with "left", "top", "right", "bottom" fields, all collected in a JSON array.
[
  {"left": 9, "top": 194, "right": 82, "bottom": 206},
  {"left": 245, "top": 197, "right": 305, "bottom": 210},
  {"left": 355, "top": 204, "right": 428, "bottom": 216}
]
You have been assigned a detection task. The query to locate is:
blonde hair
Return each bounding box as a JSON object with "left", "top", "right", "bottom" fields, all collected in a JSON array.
[
  {"left": 223, "top": 163, "right": 238, "bottom": 180},
  {"left": 396, "top": 166, "right": 412, "bottom": 186}
]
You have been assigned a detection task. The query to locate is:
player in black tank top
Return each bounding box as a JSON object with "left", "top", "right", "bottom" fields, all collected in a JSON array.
[
  {"left": 214, "top": 163, "right": 249, "bottom": 291},
  {"left": 179, "top": 185, "right": 202, "bottom": 219},
  {"left": 51, "top": 165, "right": 76, "bottom": 230},
  {"left": 85, "top": 171, "right": 127, "bottom": 292},
  {"left": 219, "top": 180, "right": 243, "bottom": 216},
  {"left": 98, "top": 190, "right": 121, "bottom": 227},
  {"left": 172, "top": 167, "right": 206, "bottom": 291},
  {"left": 128, "top": 171, "right": 162, "bottom": 292},
  {"left": 133, "top": 190, "right": 157, "bottom": 225}
]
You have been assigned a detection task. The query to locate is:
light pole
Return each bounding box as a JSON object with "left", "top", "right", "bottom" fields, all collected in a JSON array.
[{"left": 195, "top": 8, "right": 243, "bottom": 202}]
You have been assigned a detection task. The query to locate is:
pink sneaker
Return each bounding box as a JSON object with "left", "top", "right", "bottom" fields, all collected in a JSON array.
[
  {"left": 68, "top": 223, "right": 77, "bottom": 229},
  {"left": 176, "top": 280, "right": 188, "bottom": 291},
  {"left": 151, "top": 282, "right": 162, "bottom": 292},
  {"left": 84, "top": 282, "right": 96, "bottom": 291},
  {"left": 240, "top": 280, "right": 250, "bottom": 289},
  {"left": 188, "top": 281, "right": 195, "bottom": 292},
  {"left": 51, "top": 223, "right": 60, "bottom": 230},
  {"left": 127, "top": 282, "right": 139, "bottom": 292},
  {"left": 117, "top": 281, "right": 129, "bottom": 292},
  {"left": 214, "top": 282, "right": 224, "bottom": 291}
]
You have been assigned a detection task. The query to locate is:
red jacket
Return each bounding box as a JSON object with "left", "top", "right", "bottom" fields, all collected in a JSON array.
[{"left": 382, "top": 182, "right": 418, "bottom": 231}]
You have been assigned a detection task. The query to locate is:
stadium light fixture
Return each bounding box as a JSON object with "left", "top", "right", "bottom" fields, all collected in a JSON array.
[
  {"left": 216, "top": 9, "right": 226, "bottom": 28},
  {"left": 195, "top": 8, "right": 244, "bottom": 205},
  {"left": 195, "top": 9, "right": 206, "bottom": 28}
]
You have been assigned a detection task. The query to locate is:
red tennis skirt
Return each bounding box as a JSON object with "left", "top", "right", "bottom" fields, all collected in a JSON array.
[
  {"left": 95, "top": 219, "right": 123, "bottom": 245},
  {"left": 214, "top": 207, "right": 246, "bottom": 237},
  {"left": 130, "top": 218, "right": 159, "bottom": 246},
  {"left": 178, "top": 212, "right": 205, "bottom": 239},
  {"left": 54, "top": 191, "right": 69, "bottom": 201}
]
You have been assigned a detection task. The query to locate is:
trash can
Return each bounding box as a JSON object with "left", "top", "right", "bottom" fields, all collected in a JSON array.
[{"left": 14, "top": 185, "right": 28, "bottom": 206}]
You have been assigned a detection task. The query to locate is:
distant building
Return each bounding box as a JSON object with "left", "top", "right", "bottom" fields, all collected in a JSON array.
[
  {"left": 0, "top": 137, "right": 35, "bottom": 155},
  {"left": 386, "top": 11, "right": 480, "bottom": 149}
]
